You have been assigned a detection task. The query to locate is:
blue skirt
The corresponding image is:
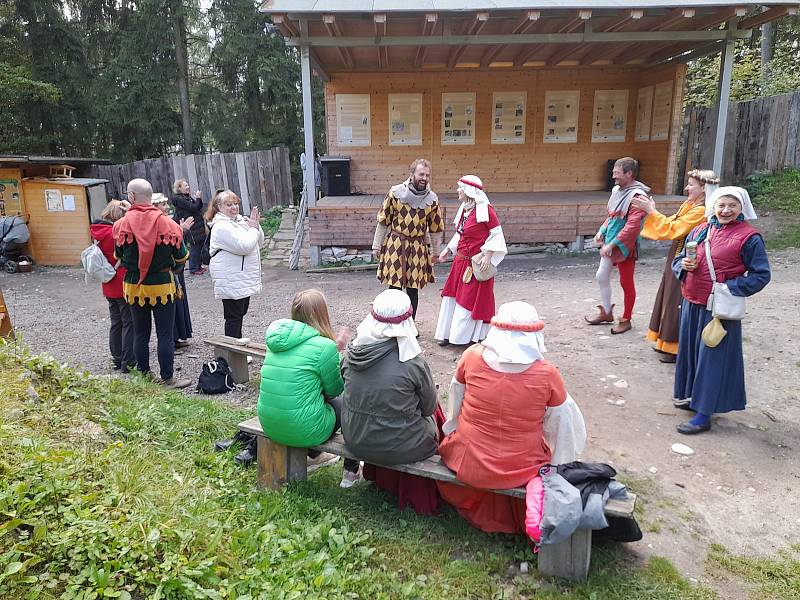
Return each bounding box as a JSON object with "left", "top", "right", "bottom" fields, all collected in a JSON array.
[
  {"left": 173, "top": 269, "right": 193, "bottom": 341},
  {"left": 674, "top": 299, "right": 746, "bottom": 415}
]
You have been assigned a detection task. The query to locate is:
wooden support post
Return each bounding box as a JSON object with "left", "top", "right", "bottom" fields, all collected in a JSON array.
[
  {"left": 300, "top": 20, "right": 320, "bottom": 268},
  {"left": 255, "top": 436, "right": 307, "bottom": 490},
  {"left": 570, "top": 235, "right": 585, "bottom": 252},
  {"left": 215, "top": 348, "right": 249, "bottom": 383},
  {"left": 712, "top": 23, "right": 736, "bottom": 176},
  {"left": 537, "top": 528, "right": 593, "bottom": 581},
  {"left": 0, "top": 288, "right": 14, "bottom": 339}
]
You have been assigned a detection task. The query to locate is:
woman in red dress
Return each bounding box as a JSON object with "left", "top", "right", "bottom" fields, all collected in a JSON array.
[
  {"left": 437, "top": 301, "right": 586, "bottom": 533},
  {"left": 435, "top": 175, "right": 507, "bottom": 346}
]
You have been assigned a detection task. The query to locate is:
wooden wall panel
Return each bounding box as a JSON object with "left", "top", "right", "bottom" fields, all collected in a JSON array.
[
  {"left": 325, "top": 65, "right": 683, "bottom": 197},
  {"left": 21, "top": 181, "right": 90, "bottom": 265}
]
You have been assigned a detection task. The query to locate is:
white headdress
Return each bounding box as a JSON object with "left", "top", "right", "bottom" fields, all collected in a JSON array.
[
  {"left": 706, "top": 186, "right": 757, "bottom": 220},
  {"left": 352, "top": 289, "right": 421, "bottom": 362},
  {"left": 453, "top": 175, "right": 491, "bottom": 225},
  {"left": 481, "top": 301, "right": 547, "bottom": 365}
]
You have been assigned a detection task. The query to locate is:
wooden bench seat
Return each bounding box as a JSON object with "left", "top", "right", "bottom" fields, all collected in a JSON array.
[
  {"left": 238, "top": 416, "right": 637, "bottom": 581},
  {"left": 203, "top": 335, "right": 266, "bottom": 383}
]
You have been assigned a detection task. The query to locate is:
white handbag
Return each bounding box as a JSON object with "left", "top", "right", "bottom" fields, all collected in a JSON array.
[{"left": 704, "top": 235, "right": 746, "bottom": 320}]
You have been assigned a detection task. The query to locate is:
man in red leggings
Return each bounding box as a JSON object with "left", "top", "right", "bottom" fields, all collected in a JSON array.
[{"left": 585, "top": 157, "right": 650, "bottom": 334}]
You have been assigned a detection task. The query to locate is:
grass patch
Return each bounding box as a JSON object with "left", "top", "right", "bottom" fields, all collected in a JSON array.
[
  {"left": 707, "top": 544, "right": 800, "bottom": 599},
  {"left": 745, "top": 168, "right": 800, "bottom": 250},
  {"left": 260, "top": 206, "right": 286, "bottom": 239},
  {"left": 0, "top": 340, "right": 714, "bottom": 599}
]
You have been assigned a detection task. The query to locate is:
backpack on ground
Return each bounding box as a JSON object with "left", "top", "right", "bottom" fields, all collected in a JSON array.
[
  {"left": 81, "top": 241, "right": 117, "bottom": 283},
  {"left": 197, "top": 356, "right": 235, "bottom": 394}
]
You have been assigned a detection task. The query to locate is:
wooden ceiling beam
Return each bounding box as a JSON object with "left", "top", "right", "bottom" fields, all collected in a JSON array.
[
  {"left": 374, "top": 14, "right": 388, "bottom": 68},
  {"left": 514, "top": 10, "right": 588, "bottom": 67},
  {"left": 323, "top": 15, "right": 354, "bottom": 70},
  {"left": 480, "top": 10, "right": 540, "bottom": 67},
  {"left": 413, "top": 13, "right": 437, "bottom": 68},
  {"left": 447, "top": 12, "right": 489, "bottom": 68},
  {"left": 739, "top": 6, "right": 795, "bottom": 30}
]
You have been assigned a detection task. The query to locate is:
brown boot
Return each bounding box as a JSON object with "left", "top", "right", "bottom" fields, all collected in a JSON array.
[
  {"left": 585, "top": 304, "right": 614, "bottom": 325},
  {"left": 611, "top": 319, "right": 632, "bottom": 334}
]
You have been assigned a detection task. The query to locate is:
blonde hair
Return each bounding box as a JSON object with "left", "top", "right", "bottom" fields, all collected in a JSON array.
[
  {"left": 686, "top": 169, "right": 719, "bottom": 185},
  {"left": 172, "top": 179, "right": 188, "bottom": 194},
  {"left": 100, "top": 200, "right": 127, "bottom": 222},
  {"left": 204, "top": 189, "right": 239, "bottom": 223},
  {"left": 291, "top": 289, "right": 336, "bottom": 340}
]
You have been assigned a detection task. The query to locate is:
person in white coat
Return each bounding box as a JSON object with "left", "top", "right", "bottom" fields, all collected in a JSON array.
[{"left": 205, "top": 191, "right": 265, "bottom": 338}]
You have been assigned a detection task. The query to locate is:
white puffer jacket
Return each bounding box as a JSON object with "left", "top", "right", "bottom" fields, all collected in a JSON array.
[{"left": 208, "top": 213, "right": 265, "bottom": 300}]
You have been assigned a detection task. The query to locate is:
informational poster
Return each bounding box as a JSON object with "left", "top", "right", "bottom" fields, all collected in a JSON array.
[
  {"left": 651, "top": 80, "right": 674, "bottom": 141},
  {"left": 491, "top": 91, "right": 526, "bottom": 144},
  {"left": 592, "top": 89, "right": 629, "bottom": 143},
  {"left": 336, "top": 94, "right": 371, "bottom": 146},
  {"left": 388, "top": 94, "right": 423, "bottom": 146},
  {"left": 441, "top": 92, "right": 476, "bottom": 145},
  {"left": 0, "top": 179, "right": 22, "bottom": 216},
  {"left": 543, "top": 90, "right": 580, "bottom": 144},
  {"left": 635, "top": 85, "right": 654, "bottom": 142},
  {"left": 45, "top": 189, "right": 63, "bottom": 212},
  {"left": 63, "top": 194, "right": 76, "bottom": 211}
]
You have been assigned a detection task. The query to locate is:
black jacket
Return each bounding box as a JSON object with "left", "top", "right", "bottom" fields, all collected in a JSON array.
[{"left": 170, "top": 193, "right": 205, "bottom": 243}]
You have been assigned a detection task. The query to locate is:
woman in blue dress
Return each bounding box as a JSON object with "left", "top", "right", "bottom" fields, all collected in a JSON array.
[{"left": 671, "top": 186, "right": 771, "bottom": 435}]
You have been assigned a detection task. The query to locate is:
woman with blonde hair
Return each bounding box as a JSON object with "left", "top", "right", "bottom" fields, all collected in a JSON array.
[
  {"left": 631, "top": 169, "right": 718, "bottom": 363},
  {"left": 90, "top": 200, "right": 133, "bottom": 371},
  {"left": 255, "top": 289, "right": 360, "bottom": 483},
  {"left": 206, "top": 190, "right": 264, "bottom": 338},
  {"left": 170, "top": 179, "right": 206, "bottom": 274}
]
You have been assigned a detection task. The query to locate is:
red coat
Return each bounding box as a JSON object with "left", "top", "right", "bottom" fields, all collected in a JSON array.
[{"left": 89, "top": 222, "right": 126, "bottom": 299}]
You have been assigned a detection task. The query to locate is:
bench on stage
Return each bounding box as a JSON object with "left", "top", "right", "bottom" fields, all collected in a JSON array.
[
  {"left": 238, "top": 416, "right": 637, "bottom": 582},
  {"left": 203, "top": 335, "right": 265, "bottom": 383}
]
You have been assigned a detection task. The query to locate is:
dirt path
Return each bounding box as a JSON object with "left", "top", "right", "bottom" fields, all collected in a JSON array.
[{"left": 2, "top": 247, "right": 798, "bottom": 593}]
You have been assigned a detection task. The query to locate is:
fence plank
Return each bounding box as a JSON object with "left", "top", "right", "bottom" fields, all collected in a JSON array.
[
  {"left": 235, "top": 152, "right": 250, "bottom": 211},
  {"left": 256, "top": 151, "right": 274, "bottom": 208},
  {"left": 244, "top": 151, "right": 262, "bottom": 211}
]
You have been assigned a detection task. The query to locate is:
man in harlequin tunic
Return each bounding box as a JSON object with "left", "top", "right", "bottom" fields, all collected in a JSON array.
[
  {"left": 372, "top": 159, "right": 444, "bottom": 319},
  {"left": 584, "top": 157, "right": 650, "bottom": 335}
]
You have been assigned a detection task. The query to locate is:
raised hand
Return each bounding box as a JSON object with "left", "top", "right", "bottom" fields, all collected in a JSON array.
[{"left": 179, "top": 216, "right": 195, "bottom": 231}]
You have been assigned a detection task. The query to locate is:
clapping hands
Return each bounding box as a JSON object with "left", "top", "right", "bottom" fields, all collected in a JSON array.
[{"left": 246, "top": 207, "right": 261, "bottom": 229}]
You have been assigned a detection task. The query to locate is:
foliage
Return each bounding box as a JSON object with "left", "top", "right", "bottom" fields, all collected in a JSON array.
[
  {"left": 745, "top": 168, "right": 800, "bottom": 250},
  {"left": 259, "top": 205, "right": 285, "bottom": 238},
  {"left": 0, "top": 340, "right": 717, "bottom": 599},
  {"left": 707, "top": 544, "right": 800, "bottom": 600}
]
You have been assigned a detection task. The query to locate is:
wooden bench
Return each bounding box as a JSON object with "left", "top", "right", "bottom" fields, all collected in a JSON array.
[
  {"left": 203, "top": 335, "right": 267, "bottom": 383},
  {"left": 238, "top": 417, "right": 636, "bottom": 581}
]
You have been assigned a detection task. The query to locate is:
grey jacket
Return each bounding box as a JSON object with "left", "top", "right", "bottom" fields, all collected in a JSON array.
[{"left": 341, "top": 339, "right": 438, "bottom": 465}]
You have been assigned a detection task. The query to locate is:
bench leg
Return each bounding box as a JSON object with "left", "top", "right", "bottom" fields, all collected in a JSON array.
[
  {"left": 537, "top": 528, "right": 592, "bottom": 581},
  {"left": 255, "top": 436, "right": 308, "bottom": 490},
  {"left": 216, "top": 349, "right": 249, "bottom": 384}
]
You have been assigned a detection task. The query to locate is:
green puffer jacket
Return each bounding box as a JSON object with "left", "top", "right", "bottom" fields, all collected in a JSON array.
[{"left": 257, "top": 319, "right": 343, "bottom": 447}]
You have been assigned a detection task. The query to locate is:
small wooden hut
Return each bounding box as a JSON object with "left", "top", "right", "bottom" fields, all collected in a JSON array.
[{"left": 260, "top": 1, "right": 798, "bottom": 265}]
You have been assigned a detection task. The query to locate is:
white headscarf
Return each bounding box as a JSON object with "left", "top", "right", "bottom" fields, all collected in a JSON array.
[
  {"left": 481, "top": 301, "right": 547, "bottom": 365},
  {"left": 453, "top": 175, "right": 491, "bottom": 225},
  {"left": 706, "top": 186, "right": 757, "bottom": 220},
  {"left": 351, "top": 289, "right": 421, "bottom": 362}
]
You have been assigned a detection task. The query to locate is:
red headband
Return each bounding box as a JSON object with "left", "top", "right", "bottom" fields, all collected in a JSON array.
[
  {"left": 371, "top": 306, "right": 414, "bottom": 324},
  {"left": 458, "top": 177, "right": 483, "bottom": 190},
  {"left": 489, "top": 318, "right": 544, "bottom": 333}
]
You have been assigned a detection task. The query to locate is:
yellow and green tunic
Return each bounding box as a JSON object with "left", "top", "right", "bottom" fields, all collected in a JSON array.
[
  {"left": 116, "top": 240, "right": 189, "bottom": 306},
  {"left": 376, "top": 193, "right": 443, "bottom": 290}
]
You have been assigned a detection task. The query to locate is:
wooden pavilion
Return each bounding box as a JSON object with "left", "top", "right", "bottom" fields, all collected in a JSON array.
[{"left": 260, "top": 1, "right": 798, "bottom": 265}]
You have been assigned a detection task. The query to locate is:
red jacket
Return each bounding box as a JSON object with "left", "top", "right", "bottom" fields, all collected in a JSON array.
[{"left": 89, "top": 221, "right": 126, "bottom": 299}]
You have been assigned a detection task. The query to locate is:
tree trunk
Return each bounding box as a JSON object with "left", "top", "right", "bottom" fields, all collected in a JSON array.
[
  {"left": 174, "top": 9, "right": 193, "bottom": 153},
  {"left": 760, "top": 18, "right": 777, "bottom": 87}
]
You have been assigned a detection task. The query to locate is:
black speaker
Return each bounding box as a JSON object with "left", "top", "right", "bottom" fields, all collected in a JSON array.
[
  {"left": 605, "top": 159, "right": 616, "bottom": 192},
  {"left": 320, "top": 156, "right": 351, "bottom": 197}
]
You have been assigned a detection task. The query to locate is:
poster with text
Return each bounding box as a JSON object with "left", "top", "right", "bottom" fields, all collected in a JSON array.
[
  {"left": 45, "top": 189, "right": 63, "bottom": 212},
  {"left": 388, "top": 94, "right": 423, "bottom": 146},
  {"left": 441, "top": 92, "right": 476, "bottom": 145},
  {"left": 491, "top": 91, "right": 526, "bottom": 144},
  {"left": 635, "top": 85, "right": 654, "bottom": 142},
  {"left": 336, "top": 94, "right": 371, "bottom": 146},
  {"left": 650, "top": 81, "right": 673, "bottom": 141},
  {"left": 592, "top": 89, "right": 629, "bottom": 143},
  {"left": 543, "top": 90, "right": 580, "bottom": 143},
  {"left": 0, "top": 179, "right": 22, "bottom": 216}
]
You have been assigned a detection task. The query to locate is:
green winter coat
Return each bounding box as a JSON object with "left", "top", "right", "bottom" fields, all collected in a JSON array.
[{"left": 257, "top": 319, "right": 343, "bottom": 447}]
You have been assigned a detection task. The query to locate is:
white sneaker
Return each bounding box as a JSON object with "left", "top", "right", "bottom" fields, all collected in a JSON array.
[
  {"left": 307, "top": 452, "right": 339, "bottom": 473},
  {"left": 339, "top": 467, "right": 363, "bottom": 489}
]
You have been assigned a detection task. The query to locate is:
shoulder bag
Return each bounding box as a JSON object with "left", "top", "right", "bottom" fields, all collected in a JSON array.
[{"left": 704, "top": 233, "right": 746, "bottom": 320}]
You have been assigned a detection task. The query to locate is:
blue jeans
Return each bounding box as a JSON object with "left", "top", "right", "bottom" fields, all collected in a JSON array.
[
  {"left": 130, "top": 300, "right": 176, "bottom": 380},
  {"left": 188, "top": 239, "right": 205, "bottom": 272}
]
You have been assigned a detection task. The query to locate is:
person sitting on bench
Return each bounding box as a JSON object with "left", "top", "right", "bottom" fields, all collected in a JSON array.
[
  {"left": 437, "top": 301, "right": 586, "bottom": 533},
  {"left": 341, "top": 289, "right": 446, "bottom": 514},
  {"left": 255, "top": 289, "right": 360, "bottom": 484}
]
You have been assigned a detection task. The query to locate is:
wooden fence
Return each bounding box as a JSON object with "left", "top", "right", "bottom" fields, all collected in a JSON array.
[
  {"left": 92, "top": 148, "right": 293, "bottom": 212},
  {"left": 677, "top": 90, "right": 800, "bottom": 188}
]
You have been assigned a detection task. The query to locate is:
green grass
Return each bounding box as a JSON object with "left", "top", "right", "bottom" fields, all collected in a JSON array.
[
  {"left": 0, "top": 340, "right": 716, "bottom": 599},
  {"left": 745, "top": 168, "right": 800, "bottom": 250},
  {"left": 260, "top": 206, "right": 286, "bottom": 239},
  {"left": 707, "top": 544, "right": 800, "bottom": 599}
]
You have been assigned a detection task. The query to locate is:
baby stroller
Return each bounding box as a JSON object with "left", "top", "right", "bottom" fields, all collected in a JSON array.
[{"left": 0, "top": 216, "right": 32, "bottom": 273}]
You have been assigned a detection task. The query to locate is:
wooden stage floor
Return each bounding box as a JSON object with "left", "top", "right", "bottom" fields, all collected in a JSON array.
[{"left": 310, "top": 191, "right": 685, "bottom": 248}]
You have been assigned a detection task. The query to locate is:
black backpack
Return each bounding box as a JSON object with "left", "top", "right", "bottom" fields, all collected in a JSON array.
[{"left": 196, "top": 357, "right": 235, "bottom": 394}]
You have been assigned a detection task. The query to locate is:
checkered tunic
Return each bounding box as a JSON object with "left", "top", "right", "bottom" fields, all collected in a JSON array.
[{"left": 376, "top": 193, "right": 444, "bottom": 289}]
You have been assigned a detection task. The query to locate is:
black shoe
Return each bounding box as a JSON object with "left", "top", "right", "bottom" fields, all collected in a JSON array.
[
  {"left": 234, "top": 446, "right": 256, "bottom": 466},
  {"left": 437, "top": 339, "right": 449, "bottom": 346},
  {"left": 659, "top": 354, "right": 677, "bottom": 364},
  {"left": 673, "top": 399, "right": 695, "bottom": 411},
  {"left": 677, "top": 421, "right": 711, "bottom": 435},
  {"left": 214, "top": 430, "right": 252, "bottom": 452}
]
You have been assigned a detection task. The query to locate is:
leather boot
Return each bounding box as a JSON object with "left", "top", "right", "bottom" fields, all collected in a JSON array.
[
  {"left": 611, "top": 319, "right": 632, "bottom": 334},
  {"left": 585, "top": 304, "right": 614, "bottom": 325}
]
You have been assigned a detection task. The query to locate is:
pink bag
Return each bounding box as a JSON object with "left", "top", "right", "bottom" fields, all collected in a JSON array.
[{"left": 525, "top": 475, "right": 545, "bottom": 546}]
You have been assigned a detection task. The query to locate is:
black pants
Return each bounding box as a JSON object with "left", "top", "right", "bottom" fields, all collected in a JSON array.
[
  {"left": 389, "top": 286, "right": 419, "bottom": 318},
  {"left": 222, "top": 297, "right": 250, "bottom": 338},
  {"left": 308, "top": 395, "right": 359, "bottom": 473},
  {"left": 188, "top": 238, "right": 205, "bottom": 272},
  {"left": 130, "top": 300, "right": 176, "bottom": 380},
  {"left": 107, "top": 298, "right": 134, "bottom": 370}
]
